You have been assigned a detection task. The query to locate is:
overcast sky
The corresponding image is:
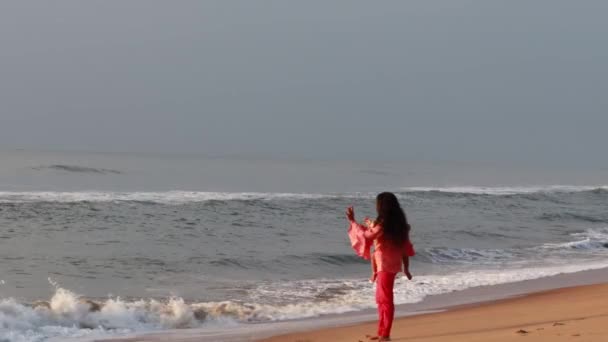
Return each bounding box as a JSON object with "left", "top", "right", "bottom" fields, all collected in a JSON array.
[{"left": 0, "top": 1, "right": 606, "bottom": 165}]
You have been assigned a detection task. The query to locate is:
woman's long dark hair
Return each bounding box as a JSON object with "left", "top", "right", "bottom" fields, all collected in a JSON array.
[{"left": 376, "top": 192, "right": 410, "bottom": 245}]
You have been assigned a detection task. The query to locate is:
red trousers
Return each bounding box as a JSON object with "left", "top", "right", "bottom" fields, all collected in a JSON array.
[{"left": 376, "top": 271, "right": 397, "bottom": 337}]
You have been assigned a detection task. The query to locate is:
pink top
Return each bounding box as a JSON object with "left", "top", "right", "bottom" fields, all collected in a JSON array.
[
  {"left": 347, "top": 221, "right": 373, "bottom": 260},
  {"left": 348, "top": 221, "right": 415, "bottom": 273}
]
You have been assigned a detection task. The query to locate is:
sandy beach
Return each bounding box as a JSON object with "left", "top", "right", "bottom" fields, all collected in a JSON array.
[{"left": 262, "top": 283, "right": 608, "bottom": 342}]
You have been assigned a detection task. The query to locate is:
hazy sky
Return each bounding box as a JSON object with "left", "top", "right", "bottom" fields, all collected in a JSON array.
[{"left": 1, "top": 1, "right": 606, "bottom": 164}]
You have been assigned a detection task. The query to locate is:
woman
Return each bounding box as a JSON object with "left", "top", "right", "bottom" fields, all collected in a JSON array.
[{"left": 346, "top": 192, "right": 413, "bottom": 341}]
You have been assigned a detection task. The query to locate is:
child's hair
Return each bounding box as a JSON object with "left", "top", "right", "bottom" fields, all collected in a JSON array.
[{"left": 376, "top": 192, "right": 410, "bottom": 245}]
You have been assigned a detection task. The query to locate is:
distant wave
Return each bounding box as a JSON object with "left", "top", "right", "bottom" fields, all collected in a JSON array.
[
  {"left": 304, "top": 253, "right": 369, "bottom": 266},
  {"left": 279, "top": 253, "right": 369, "bottom": 267},
  {"left": 400, "top": 185, "right": 608, "bottom": 195},
  {"left": 0, "top": 186, "right": 606, "bottom": 204},
  {"left": 209, "top": 234, "right": 608, "bottom": 270},
  {"left": 0, "top": 191, "right": 339, "bottom": 204},
  {"left": 421, "top": 247, "right": 515, "bottom": 264},
  {"left": 538, "top": 212, "right": 608, "bottom": 224},
  {"left": 33, "top": 164, "right": 122, "bottom": 174},
  {"left": 206, "top": 254, "right": 369, "bottom": 271},
  {"left": 419, "top": 228, "right": 608, "bottom": 265}
]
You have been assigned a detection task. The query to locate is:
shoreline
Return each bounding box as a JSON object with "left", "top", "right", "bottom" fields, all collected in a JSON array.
[
  {"left": 95, "top": 267, "right": 608, "bottom": 342},
  {"left": 262, "top": 283, "right": 608, "bottom": 342}
]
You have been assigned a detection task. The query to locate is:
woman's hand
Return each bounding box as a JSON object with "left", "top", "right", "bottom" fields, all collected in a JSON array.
[{"left": 346, "top": 206, "right": 355, "bottom": 222}]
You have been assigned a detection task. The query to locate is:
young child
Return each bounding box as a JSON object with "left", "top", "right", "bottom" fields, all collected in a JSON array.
[{"left": 366, "top": 217, "right": 414, "bottom": 282}]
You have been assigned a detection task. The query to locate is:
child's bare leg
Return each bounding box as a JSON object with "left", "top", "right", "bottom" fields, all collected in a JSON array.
[
  {"left": 370, "top": 255, "right": 378, "bottom": 282},
  {"left": 403, "top": 256, "right": 412, "bottom": 280}
]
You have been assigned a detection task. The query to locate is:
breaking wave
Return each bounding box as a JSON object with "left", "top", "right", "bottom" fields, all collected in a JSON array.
[
  {"left": 542, "top": 228, "right": 608, "bottom": 251},
  {"left": 4, "top": 260, "right": 608, "bottom": 342}
]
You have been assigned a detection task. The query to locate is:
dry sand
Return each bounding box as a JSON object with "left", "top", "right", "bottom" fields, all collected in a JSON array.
[{"left": 261, "top": 283, "right": 608, "bottom": 342}]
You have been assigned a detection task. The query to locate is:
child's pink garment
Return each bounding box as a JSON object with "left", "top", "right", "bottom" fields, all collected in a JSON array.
[
  {"left": 348, "top": 221, "right": 415, "bottom": 271},
  {"left": 348, "top": 221, "right": 372, "bottom": 260}
]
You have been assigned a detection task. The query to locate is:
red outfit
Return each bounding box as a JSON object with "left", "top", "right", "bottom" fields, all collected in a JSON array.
[
  {"left": 376, "top": 271, "right": 397, "bottom": 337},
  {"left": 348, "top": 221, "right": 415, "bottom": 338}
]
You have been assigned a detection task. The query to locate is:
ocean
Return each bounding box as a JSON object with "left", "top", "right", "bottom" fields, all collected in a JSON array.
[{"left": 1, "top": 149, "right": 607, "bottom": 342}]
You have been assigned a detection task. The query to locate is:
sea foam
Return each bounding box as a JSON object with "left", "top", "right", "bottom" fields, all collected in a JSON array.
[{"left": 3, "top": 260, "right": 608, "bottom": 342}]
